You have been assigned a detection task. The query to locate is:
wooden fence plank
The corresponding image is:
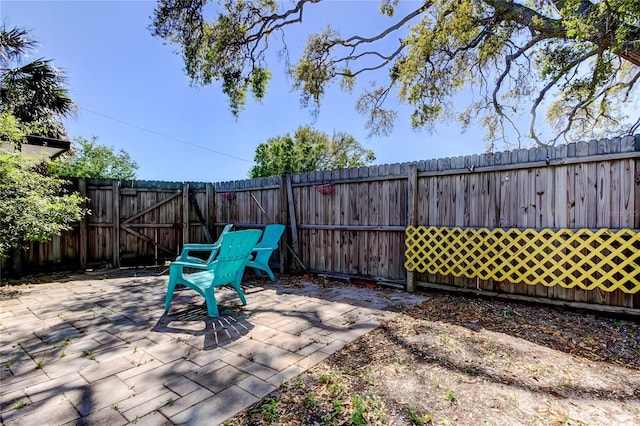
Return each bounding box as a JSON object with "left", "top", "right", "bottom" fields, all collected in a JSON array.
[
  {"left": 407, "top": 165, "right": 418, "bottom": 292},
  {"left": 112, "top": 180, "right": 120, "bottom": 268}
]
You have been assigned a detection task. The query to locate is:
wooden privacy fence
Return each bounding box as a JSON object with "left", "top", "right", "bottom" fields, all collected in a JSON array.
[{"left": 5, "top": 135, "right": 639, "bottom": 312}]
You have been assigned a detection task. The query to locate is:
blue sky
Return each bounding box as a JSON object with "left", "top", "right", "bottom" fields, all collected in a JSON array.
[{"left": 3, "top": 0, "right": 496, "bottom": 182}]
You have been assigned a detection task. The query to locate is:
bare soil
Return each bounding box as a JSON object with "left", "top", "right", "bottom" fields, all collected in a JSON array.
[{"left": 225, "top": 286, "right": 640, "bottom": 426}]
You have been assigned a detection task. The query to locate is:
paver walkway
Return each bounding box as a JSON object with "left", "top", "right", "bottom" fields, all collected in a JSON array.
[{"left": 0, "top": 271, "right": 426, "bottom": 425}]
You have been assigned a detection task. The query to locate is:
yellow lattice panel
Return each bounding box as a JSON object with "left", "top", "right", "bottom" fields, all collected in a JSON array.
[{"left": 405, "top": 226, "right": 640, "bottom": 294}]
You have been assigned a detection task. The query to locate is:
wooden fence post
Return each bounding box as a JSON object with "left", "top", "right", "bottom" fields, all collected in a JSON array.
[
  {"left": 206, "top": 183, "right": 215, "bottom": 239},
  {"left": 78, "top": 178, "right": 88, "bottom": 269},
  {"left": 407, "top": 165, "right": 418, "bottom": 293},
  {"left": 182, "top": 182, "right": 190, "bottom": 247},
  {"left": 279, "top": 175, "right": 289, "bottom": 273},
  {"left": 112, "top": 180, "right": 120, "bottom": 268},
  {"left": 286, "top": 175, "right": 301, "bottom": 270}
]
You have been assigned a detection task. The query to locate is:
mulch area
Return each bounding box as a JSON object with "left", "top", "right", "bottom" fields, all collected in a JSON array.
[{"left": 225, "top": 285, "right": 639, "bottom": 426}]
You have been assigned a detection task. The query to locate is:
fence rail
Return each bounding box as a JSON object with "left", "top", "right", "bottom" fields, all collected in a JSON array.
[{"left": 3, "top": 135, "right": 639, "bottom": 311}]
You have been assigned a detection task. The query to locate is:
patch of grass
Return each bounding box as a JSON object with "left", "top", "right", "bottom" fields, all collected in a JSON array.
[
  {"left": 328, "top": 380, "right": 345, "bottom": 396},
  {"left": 261, "top": 398, "right": 280, "bottom": 423},
  {"left": 407, "top": 406, "right": 429, "bottom": 425},
  {"left": 331, "top": 398, "right": 344, "bottom": 416},
  {"left": 304, "top": 393, "right": 317, "bottom": 408},
  {"left": 444, "top": 388, "right": 457, "bottom": 403},
  {"left": 319, "top": 374, "right": 334, "bottom": 384},
  {"left": 341, "top": 365, "right": 354, "bottom": 375},
  {"left": 350, "top": 395, "right": 367, "bottom": 426},
  {"left": 363, "top": 373, "right": 375, "bottom": 385}
]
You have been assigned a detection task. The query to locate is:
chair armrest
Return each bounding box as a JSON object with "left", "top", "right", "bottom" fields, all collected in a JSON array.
[
  {"left": 252, "top": 247, "right": 276, "bottom": 252},
  {"left": 170, "top": 260, "right": 212, "bottom": 270},
  {"left": 176, "top": 243, "right": 221, "bottom": 262},
  {"left": 182, "top": 243, "right": 221, "bottom": 251}
]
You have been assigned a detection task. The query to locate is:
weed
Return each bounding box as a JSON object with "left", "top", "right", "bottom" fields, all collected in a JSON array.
[
  {"left": 35, "top": 357, "right": 46, "bottom": 369},
  {"left": 4, "top": 358, "right": 15, "bottom": 369},
  {"left": 262, "top": 398, "right": 280, "bottom": 422},
  {"left": 341, "top": 365, "right": 354, "bottom": 375},
  {"left": 305, "top": 393, "right": 317, "bottom": 408},
  {"left": 15, "top": 399, "right": 28, "bottom": 409},
  {"left": 133, "top": 346, "right": 137, "bottom": 354},
  {"left": 444, "top": 388, "right": 457, "bottom": 403},
  {"left": 319, "top": 374, "right": 333, "bottom": 384},
  {"left": 559, "top": 372, "right": 573, "bottom": 387},
  {"left": 59, "top": 350, "right": 66, "bottom": 358},
  {"left": 350, "top": 395, "right": 367, "bottom": 426},
  {"left": 363, "top": 373, "right": 375, "bottom": 385},
  {"left": 112, "top": 403, "right": 120, "bottom": 410},
  {"left": 166, "top": 397, "right": 175, "bottom": 406},
  {"left": 434, "top": 378, "right": 441, "bottom": 389},
  {"left": 407, "top": 407, "right": 426, "bottom": 426},
  {"left": 331, "top": 398, "right": 344, "bottom": 415},
  {"left": 85, "top": 351, "right": 95, "bottom": 360},
  {"left": 512, "top": 394, "right": 519, "bottom": 408},
  {"left": 466, "top": 365, "right": 477, "bottom": 375},
  {"left": 328, "top": 382, "right": 345, "bottom": 396},
  {"left": 613, "top": 320, "right": 622, "bottom": 328},
  {"left": 63, "top": 336, "right": 71, "bottom": 346},
  {"left": 343, "top": 316, "right": 356, "bottom": 327}
]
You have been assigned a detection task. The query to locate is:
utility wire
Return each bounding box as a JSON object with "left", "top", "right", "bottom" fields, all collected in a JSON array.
[{"left": 78, "top": 105, "right": 253, "bottom": 163}]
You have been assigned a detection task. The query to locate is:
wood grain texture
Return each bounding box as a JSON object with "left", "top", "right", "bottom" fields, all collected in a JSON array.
[{"left": 5, "top": 136, "right": 638, "bottom": 311}]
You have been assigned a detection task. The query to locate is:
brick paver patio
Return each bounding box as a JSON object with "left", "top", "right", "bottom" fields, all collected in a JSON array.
[{"left": 0, "top": 270, "right": 426, "bottom": 425}]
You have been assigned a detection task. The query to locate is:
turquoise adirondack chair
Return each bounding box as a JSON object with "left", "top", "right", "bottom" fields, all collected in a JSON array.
[
  {"left": 175, "top": 223, "right": 233, "bottom": 264},
  {"left": 164, "top": 229, "right": 262, "bottom": 317},
  {"left": 246, "top": 224, "right": 286, "bottom": 281}
]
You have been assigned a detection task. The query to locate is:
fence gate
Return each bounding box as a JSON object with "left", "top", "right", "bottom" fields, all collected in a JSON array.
[{"left": 84, "top": 181, "right": 214, "bottom": 268}]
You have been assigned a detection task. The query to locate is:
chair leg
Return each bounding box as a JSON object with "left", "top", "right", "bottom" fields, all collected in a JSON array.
[
  {"left": 232, "top": 281, "right": 248, "bottom": 306},
  {"left": 164, "top": 280, "right": 178, "bottom": 313},
  {"left": 264, "top": 266, "right": 275, "bottom": 281},
  {"left": 203, "top": 287, "right": 220, "bottom": 317}
]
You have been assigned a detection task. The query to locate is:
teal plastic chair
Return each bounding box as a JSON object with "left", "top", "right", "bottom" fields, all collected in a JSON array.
[
  {"left": 175, "top": 223, "right": 233, "bottom": 264},
  {"left": 246, "top": 224, "right": 286, "bottom": 281},
  {"left": 164, "top": 229, "right": 262, "bottom": 317}
]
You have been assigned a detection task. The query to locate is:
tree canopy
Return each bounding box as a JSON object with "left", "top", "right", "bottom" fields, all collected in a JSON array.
[
  {"left": 0, "top": 25, "right": 75, "bottom": 140},
  {"left": 151, "top": 0, "right": 640, "bottom": 146},
  {"left": 250, "top": 126, "right": 375, "bottom": 177},
  {"left": 49, "top": 136, "right": 139, "bottom": 180}
]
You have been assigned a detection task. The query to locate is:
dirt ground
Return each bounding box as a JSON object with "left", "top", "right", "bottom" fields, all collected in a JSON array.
[{"left": 225, "top": 286, "right": 640, "bottom": 426}]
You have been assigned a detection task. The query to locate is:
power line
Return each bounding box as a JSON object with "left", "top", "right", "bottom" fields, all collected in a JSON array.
[{"left": 78, "top": 105, "right": 253, "bottom": 163}]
